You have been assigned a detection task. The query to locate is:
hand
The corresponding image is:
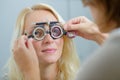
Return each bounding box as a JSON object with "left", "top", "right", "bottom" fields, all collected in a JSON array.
[
  {"left": 13, "top": 35, "right": 40, "bottom": 80},
  {"left": 64, "top": 16, "right": 108, "bottom": 45}
]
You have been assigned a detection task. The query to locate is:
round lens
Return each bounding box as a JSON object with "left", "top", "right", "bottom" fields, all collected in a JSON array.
[
  {"left": 33, "top": 27, "right": 45, "bottom": 40},
  {"left": 51, "top": 26, "right": 63, "bottom": 39}
]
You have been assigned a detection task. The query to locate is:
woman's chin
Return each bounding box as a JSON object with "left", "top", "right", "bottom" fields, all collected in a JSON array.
[
  {"left": 45, "top": 58, "right": 58, "bottom": 64},
  {"left": 39, "top": 57, "right": 59, "bottom": 65}
]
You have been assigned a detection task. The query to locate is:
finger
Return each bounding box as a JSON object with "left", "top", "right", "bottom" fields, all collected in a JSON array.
[
  {"left": 64, "top": 17, "right": 83, "bottom": 30},
  {"left": 67, "top": 16, "right": 88, "bottom": 25},
  {"left": 69, "top": 17, "right": 81, "bottom": 24},
  {"left": 64, "top": 16, "right": 92, "bottom": 30},
  {"left": 27, "top": 38, "right": 34, "bottom": 51},
  {"left": 66, "top": 23, "right": 84, "bottom": 31},
  {"left": 64, "top": 23, "right": 69, "bottom": 30},
  {"left": 64, "top": 19, "right": 76, "bottom": 30},
  {"left": 18, "top": 35, "right": 27, "bottom": 49}
]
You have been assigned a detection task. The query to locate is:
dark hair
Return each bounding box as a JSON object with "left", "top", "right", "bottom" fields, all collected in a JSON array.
[{"left": 82, "top": 0, "right": 120, "bottom": 28}]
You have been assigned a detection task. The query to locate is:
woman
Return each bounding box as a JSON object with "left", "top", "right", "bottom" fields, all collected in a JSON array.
[
  {"left": 7, "top": 3, "right": 80, "bottom": 80},
  {"left": 64, "top": 0, "right": 120, "bottom": 80}
]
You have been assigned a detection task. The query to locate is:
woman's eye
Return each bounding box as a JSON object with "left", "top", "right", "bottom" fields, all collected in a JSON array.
[
  {"left": 52, "top": 26, "right": 61, "bottom": 37},
  {"left": 35, "top": 29, "right": 44, "bottom": 38}
]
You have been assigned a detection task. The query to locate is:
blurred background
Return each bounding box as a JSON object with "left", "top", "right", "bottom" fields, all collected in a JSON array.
[{"left": 0, "top": 0, "right": 99, "bottom": 76}]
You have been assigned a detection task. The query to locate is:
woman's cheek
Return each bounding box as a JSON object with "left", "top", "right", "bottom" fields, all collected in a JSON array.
[
  {"left": 57, "top": 38, "right": 64, "bottom": 52},
  {"left": 32, "top": 41, "right": 42, "bottom": 54}
]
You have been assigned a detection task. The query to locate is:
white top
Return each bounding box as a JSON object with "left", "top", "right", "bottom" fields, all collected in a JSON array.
[{"left": 76, "top": 28, "right": 120, "bottom": 80}]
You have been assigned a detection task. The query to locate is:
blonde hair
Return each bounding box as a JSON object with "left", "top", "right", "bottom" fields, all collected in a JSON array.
[{"left": 8, "top": 3, "right": 80, "bottom": 80}]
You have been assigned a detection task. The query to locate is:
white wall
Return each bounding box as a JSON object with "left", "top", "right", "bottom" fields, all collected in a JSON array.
[{"left": 0, "top": 0, "right": 98, "bottom": 76}]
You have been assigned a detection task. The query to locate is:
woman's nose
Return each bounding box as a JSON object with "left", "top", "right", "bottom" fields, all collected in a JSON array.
[{"left": 42, "top": 33, "right": 54, "bottom": 44}]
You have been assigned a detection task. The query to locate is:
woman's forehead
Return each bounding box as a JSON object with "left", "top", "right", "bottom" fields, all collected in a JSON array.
[
  {"left": 24, "top": 10, "right": 58, "bottom": 29},
  {"left": 26, "top": 10, "right": 57, "bottom": 23}
]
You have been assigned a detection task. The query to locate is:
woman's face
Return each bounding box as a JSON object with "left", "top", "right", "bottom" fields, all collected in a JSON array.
[{"left": 24, "top": 10, "right": 64, "bottom": 64}]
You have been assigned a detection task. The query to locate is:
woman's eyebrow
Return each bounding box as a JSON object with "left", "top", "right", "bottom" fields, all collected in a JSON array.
[
  {"left": 33, "top": 21, "right": 59, "bottom": 25},
  {"left": 32, "top": 22, "right": 47, "bottom": 25}
]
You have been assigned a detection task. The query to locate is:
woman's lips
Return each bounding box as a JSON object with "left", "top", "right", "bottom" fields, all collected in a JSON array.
[{"left": 42, "top": 48, "right": 56, "bottom": 54}]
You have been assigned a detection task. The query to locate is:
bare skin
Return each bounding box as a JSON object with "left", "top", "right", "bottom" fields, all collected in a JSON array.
[
  {"left": 13, "top": 10, "right": 64, "bottom": 80},
  {"left": 64, "top": 16, "right": 108, "bottom": 45}
]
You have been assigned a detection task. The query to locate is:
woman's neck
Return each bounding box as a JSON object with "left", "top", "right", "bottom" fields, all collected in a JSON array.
[{"left": 39, "top": 63, "right": 58, "bottom": 80}]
